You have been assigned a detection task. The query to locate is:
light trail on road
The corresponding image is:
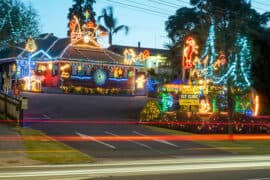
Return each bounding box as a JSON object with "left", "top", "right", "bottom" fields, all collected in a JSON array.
[
  {"left": 0, "top": 156, "right": 270, "bottom": 179},
  {"left": 0, "top": 134, "right": 270, "bottom": 141}
]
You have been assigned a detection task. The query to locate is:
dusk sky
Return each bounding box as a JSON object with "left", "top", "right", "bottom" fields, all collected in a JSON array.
[{"left": 22, "top": 0, "right": 269, "bottom": 49}]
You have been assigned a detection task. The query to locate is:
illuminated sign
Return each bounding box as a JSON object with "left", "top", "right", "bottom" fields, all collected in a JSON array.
[{"left": 179, "top": 85, "right": 200, "bottom": 106}]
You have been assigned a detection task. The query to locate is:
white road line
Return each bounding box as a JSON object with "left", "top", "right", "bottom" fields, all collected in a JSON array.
[
  {"left": 24, "top": 114, "right": 51, "bottom": 120},
  {"left": 247, "top": 178, "right": 270, "bottom": 180},
  {"left": 104, "top": 131, "right": 152, "bottom": 150},
  {"left": 133, "top": 131, "right": 179, "bottom": 148},
  {"left": 42, "top": 114, "right": 51, "bottom": 119},
  {"left": 75, "top": 132, "right": 116, "bottom": 150}
]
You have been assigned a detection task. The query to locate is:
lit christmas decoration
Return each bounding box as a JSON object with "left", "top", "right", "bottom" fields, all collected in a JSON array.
[
  {"left": 93, "top": 69, "right": 107, "bottom": 86},
  {"left": 136, "top": 75, "right": 146, "bottom": 89},
  {"left": 143, "top": 49, "right": 150, "bottom": 59},
  {"left": 199, "top": 99, "right": 211, "bottom": 113},
  {"left": 213, "top": 35, "right": 252, "bottom": 90},
  {"left": 69, "top": 13, "right": 104, "bottom": 47},
  {"left": 212, "top": 51, "right": 226, "bottom": 70},
  {"left": 83, "top": 35, "right": 91, "bottom": 43},
  {"left": 254, "top": 95, "right": 259, "bottom": 116},
  {"left": 48, "top": 63, "right": 53, "bottom": 70},
  {"left": 160, "top": 92, "right": 173, "bottom": 112},
  {"left": 182, "top": 36, "right": 200, "bottom": 82},
  {"left": 212, "top": 97, "right": 217, "bottom": 112},
  {"left": 123, "top": 48, "right": 149, "bottom": 65},
  {"left": 183, "top": 36, "right": 198, "bottom": 69},
  {"left": 84, "top": 10, "right": 91, "bottom": 21},
  {"left": 25, "top": 37, "right": 37, "bottom": 53},
  {"left": 147, "top": 78, "right": 158, "bottom": 93}
]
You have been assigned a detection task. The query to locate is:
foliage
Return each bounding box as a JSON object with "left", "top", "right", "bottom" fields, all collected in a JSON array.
[
  {"left": 61, "top": 85, "right": 132, "bottom": 96},
  {"left": 140, "top": 100, "right": 161, "bottom": 122},
  {"left": 251, "top": 28, "right": 270, "bottom": 114},
  {"left": 165, "top": 0, "right": 270, "bottom": 114},
  {"left": 0, "top": 0, "right": 40, "bottom": 50},
  {"left": 165, "top": 7, "right": 202, "bottom": 44},
  {"left": 97, "top": 6, "right": 129, "bottom": 45},
  {"left": 67, "top": 0, "right": 96, "bottom": 35}
]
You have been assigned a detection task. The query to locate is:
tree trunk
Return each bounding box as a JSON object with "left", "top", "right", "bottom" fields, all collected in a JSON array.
[
  {"left": 261, "top": 92, "right": 270, "bottom": 115},
  {"left": 227, "top": 80, "right": 234, "bottom": 136},
  {"left": 109, "top": 32, "right": 112, "bottom": 46}
]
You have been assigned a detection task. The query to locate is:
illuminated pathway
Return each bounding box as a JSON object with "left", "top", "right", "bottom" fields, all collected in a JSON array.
[{"left": 0, "top": 156, "right": 270, "bottom": 179}]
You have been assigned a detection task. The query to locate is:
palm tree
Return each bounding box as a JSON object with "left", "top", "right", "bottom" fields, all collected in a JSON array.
[{"left": 98, "top": 6, "right": 129, "bottom": 46}]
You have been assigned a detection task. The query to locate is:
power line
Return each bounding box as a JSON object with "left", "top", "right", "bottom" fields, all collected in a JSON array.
[
  {"left": 126, "top": 0, "right": 175, "bottom": 14},
  {"left": 148, "top": 0, "right": 180, "bottom": 8},
  {"left": 103, "top": 0, "right": 171, "bottom": 17}
]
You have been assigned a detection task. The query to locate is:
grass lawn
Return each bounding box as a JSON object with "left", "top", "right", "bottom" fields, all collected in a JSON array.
[
  {"left": 16, "top": 127, "right": 94, "bottom": 164},
  {"left": 146, "top": 126, "right": 270, "bottom": 155}
]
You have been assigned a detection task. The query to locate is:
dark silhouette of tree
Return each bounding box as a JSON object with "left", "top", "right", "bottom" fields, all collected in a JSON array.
[{"left": 98, "top": 6, "right": 129, "bottom": 46}]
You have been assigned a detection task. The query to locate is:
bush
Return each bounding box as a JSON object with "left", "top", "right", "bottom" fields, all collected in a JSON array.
[{"left": 140, "top": 100, "right": 161, "bottom": 122}]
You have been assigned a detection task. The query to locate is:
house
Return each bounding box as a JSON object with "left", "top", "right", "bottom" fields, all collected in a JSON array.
[
  {"left": 0, "top": 33, "right": 146, "bottom": 95},
  {"left": 108, "top": 43, "right": 169, "bottom": 74}
]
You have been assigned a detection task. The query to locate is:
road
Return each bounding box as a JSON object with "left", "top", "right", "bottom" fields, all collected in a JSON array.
[
  {"left": 0, "top": 156, "right": 270, "bottom": 179},
  {"left": 23, "top": 92, "right": 228, "bottom": 160}
]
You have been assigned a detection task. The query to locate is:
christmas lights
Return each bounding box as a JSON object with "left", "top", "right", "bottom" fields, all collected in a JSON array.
[
  {"left": 136, "top": 75, "right": 146, "bottom": 89},
  {"left": 160, "top": 92, "right": 173, "bottom": 112},
  {"left": 93, "top": 69, "right": 107, "bottom": 86}
]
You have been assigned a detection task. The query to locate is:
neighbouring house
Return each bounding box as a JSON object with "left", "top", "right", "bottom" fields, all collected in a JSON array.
[{"left": 108, "top": 43, "right": 170, "bottom": 74}]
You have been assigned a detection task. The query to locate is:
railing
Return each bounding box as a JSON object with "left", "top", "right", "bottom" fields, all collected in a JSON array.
[{"left": 0, "top": 93, "right": 23, "bottom": 126}]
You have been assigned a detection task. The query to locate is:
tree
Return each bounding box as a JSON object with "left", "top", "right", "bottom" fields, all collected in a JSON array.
[
  {"left": 251, "top": 28, "right": 270, "bottom": 115},
  {"left": 67, "top": 0, "right": 96, "bottom": 36},
  {"left": 165, "top": 7, "right": 202, "bottom": 44},
  {"left": 0, "top": 0, "right": 40, "bottom": 50},
  {"left": 97, "top": 6, "right": 129, "bottom": 46},
  {"left": 165, "top": 0, "right": 270, "bottom": 118}
]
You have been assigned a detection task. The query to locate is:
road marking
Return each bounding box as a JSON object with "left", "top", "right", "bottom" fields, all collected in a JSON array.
[
  {"left": 24, "top": 114, "right": 51, "bottom": 120},
  {"left": 42, "top": 114, "right": 51, "bottom": 119},
  {"left": 247, "top": 178, "right": 270, "bottom": 180},
  {"left": 75, "top": 132, "right": 116, "bottom": 150},
  {"left": 133, "top": 131, "right": 179, "bottom": 148},
  {"left": 104, "top": 131, "right": 152, "bottom": 150}
]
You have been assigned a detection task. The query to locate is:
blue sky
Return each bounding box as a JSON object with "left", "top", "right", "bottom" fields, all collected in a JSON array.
[{"left": 22, "top": 0, "right": 269, "bottom": 49}]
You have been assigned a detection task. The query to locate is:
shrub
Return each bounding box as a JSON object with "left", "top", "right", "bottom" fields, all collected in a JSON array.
[{"left": 140, "top": 100, "right": 161, "bottom": 122}]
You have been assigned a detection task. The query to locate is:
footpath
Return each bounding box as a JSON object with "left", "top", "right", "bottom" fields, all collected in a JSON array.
[{"left": 0, "top": 123, "right": 38, "bottom": 166}]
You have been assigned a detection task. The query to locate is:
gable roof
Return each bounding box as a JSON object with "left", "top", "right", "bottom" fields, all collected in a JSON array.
[
  {"left": 60, "top": 45, "right": 124, "bottom": 63},
  {"left": 0, "top": 33, "right": 125, "bottom": 64},
  {"left": 108, "top": 45, "right": 169, "bottom": 57}
]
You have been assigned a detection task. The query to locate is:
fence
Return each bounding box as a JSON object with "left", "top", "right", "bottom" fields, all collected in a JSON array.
[{"left": 0, "top": 93, "right": 23, "bottom": 126}]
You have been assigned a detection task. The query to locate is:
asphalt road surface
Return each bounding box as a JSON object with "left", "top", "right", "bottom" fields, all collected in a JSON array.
[{"left": 23, "top": 92, "right": 229, "bottom": 160}]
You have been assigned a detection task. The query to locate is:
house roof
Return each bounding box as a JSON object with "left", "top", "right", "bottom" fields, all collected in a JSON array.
[
  {"left": 108, "top": 45, "right": 169, "bottom": 57},
  {"left": 0, "top": 46, "right": 23, "bottom": 60},
  {"left": 60, "top": 45, "right": 124, "bottom": 63},
  {"left": 0, "top": 33, "right": 125, "bottom": 64}
]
